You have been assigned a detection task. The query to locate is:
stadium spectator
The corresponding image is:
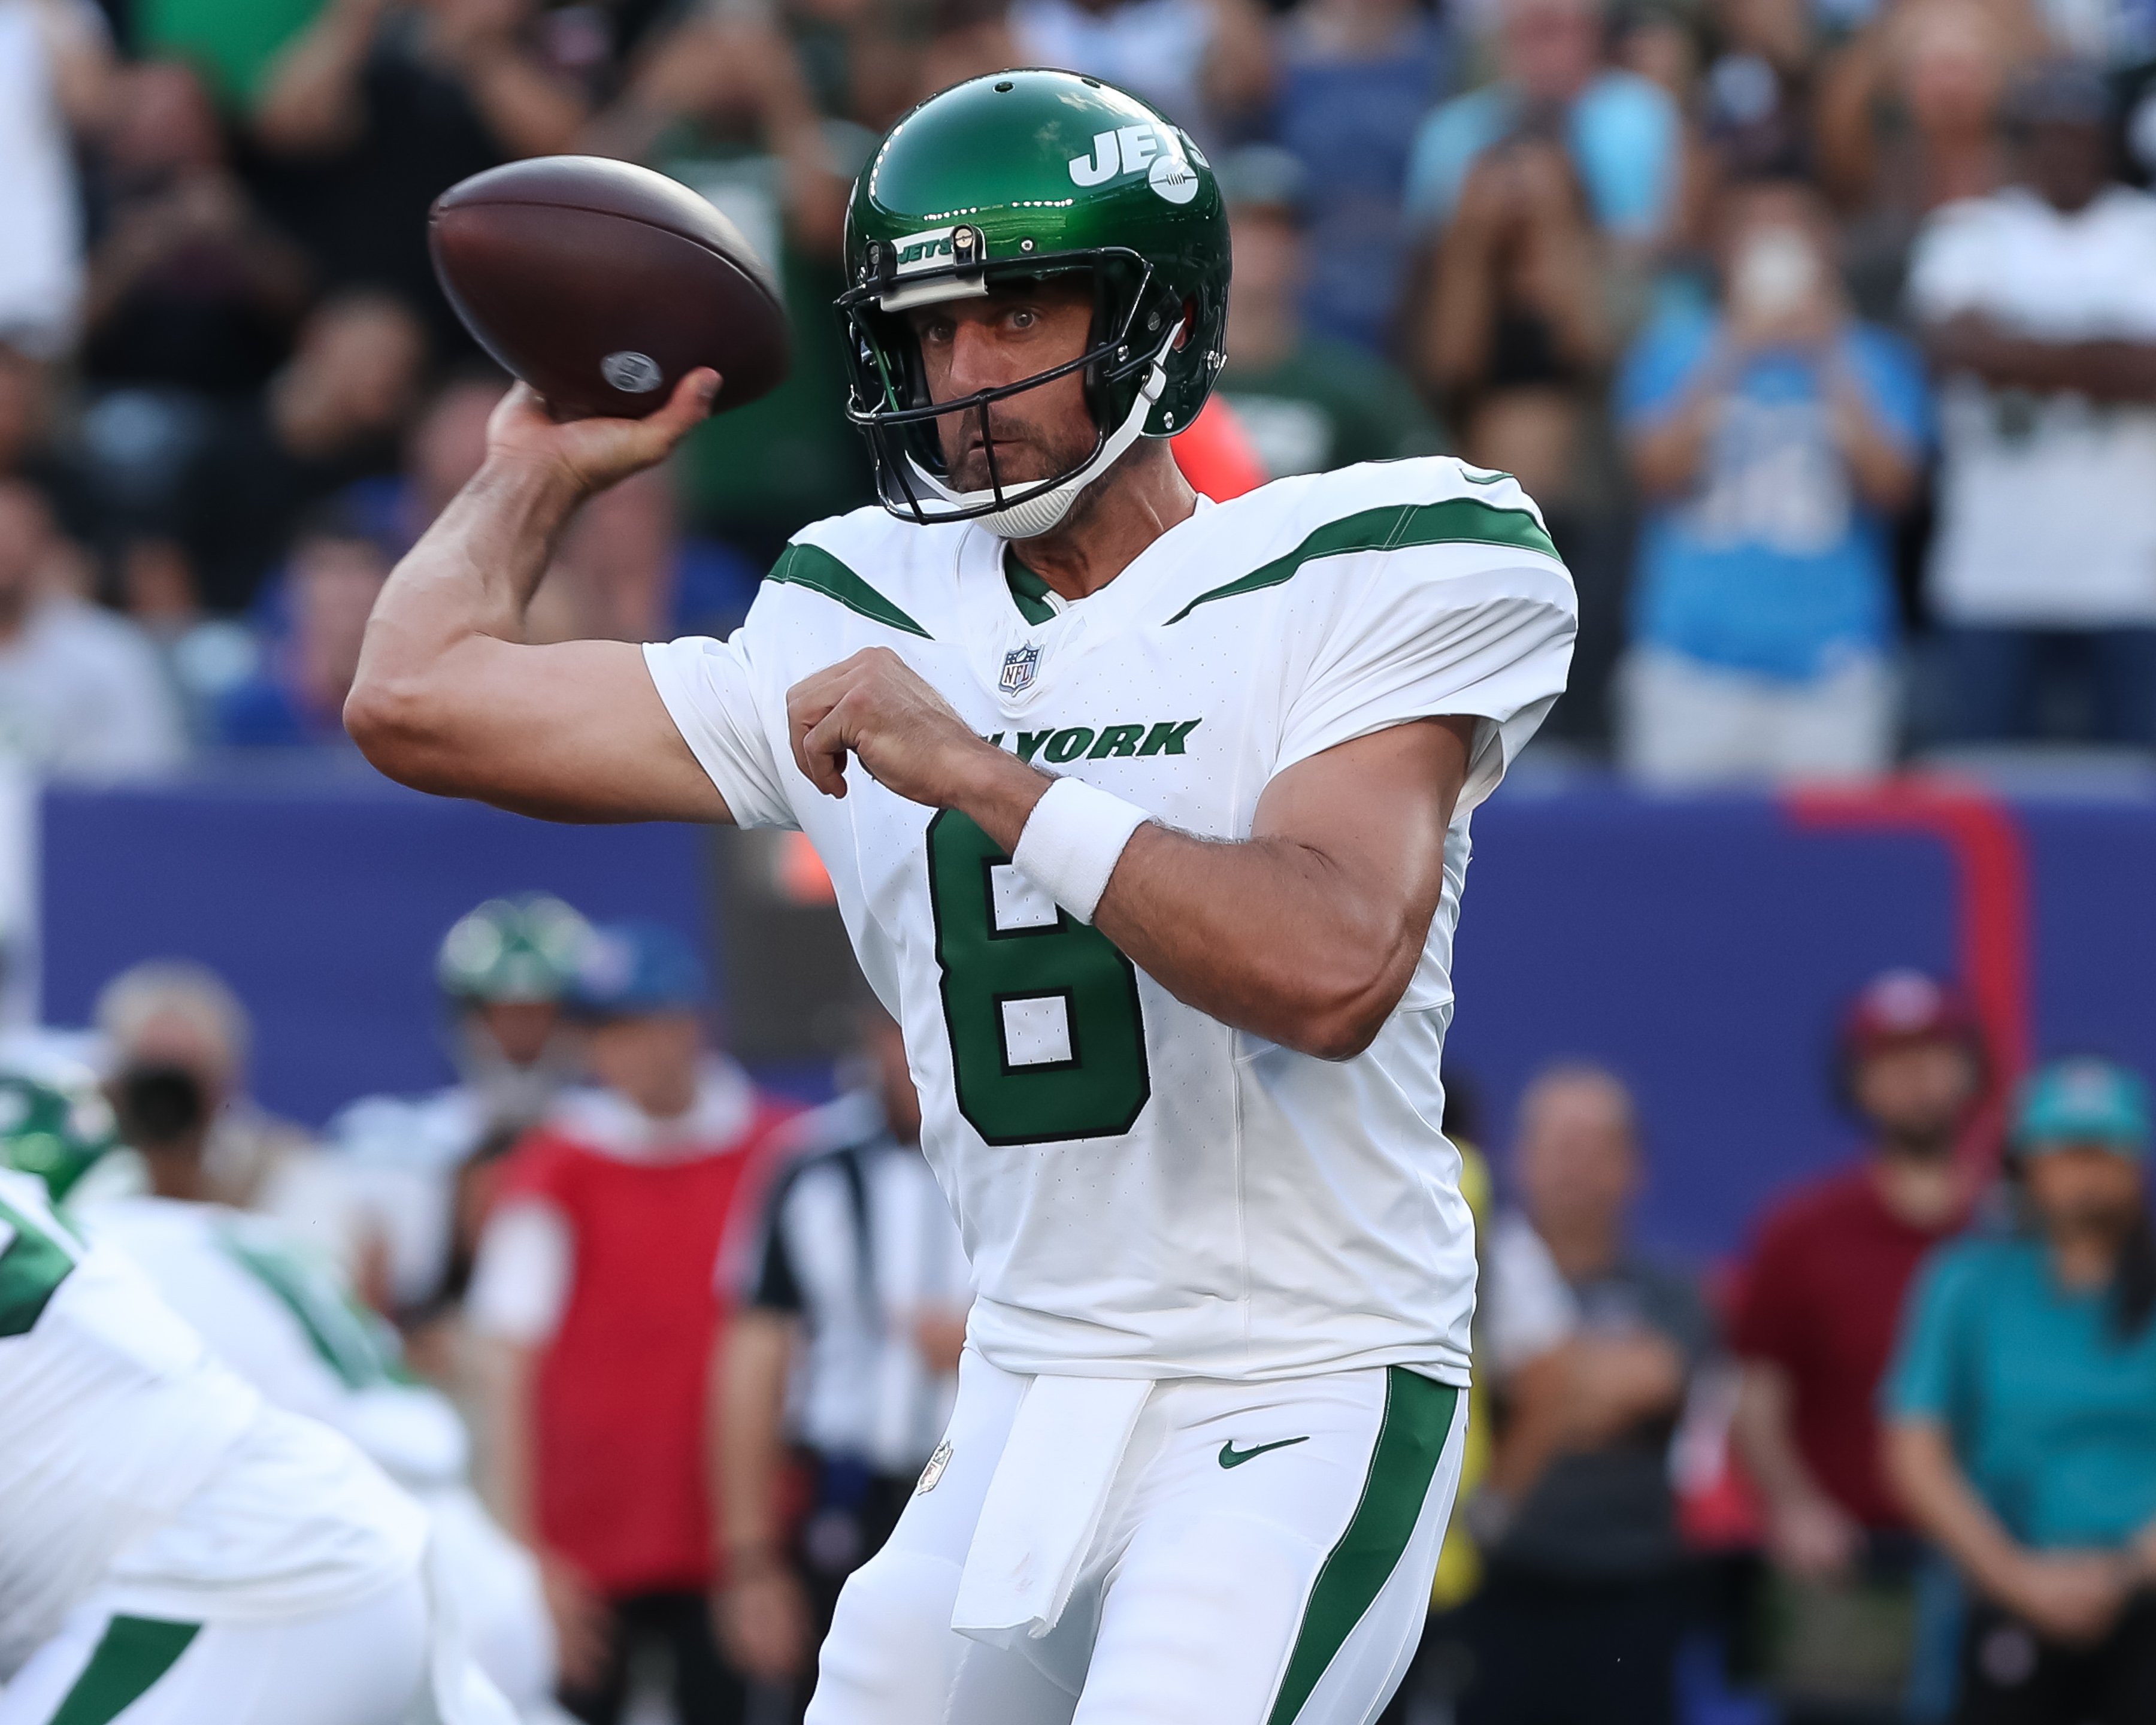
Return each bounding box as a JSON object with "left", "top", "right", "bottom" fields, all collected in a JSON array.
[
  {"left": 212, "top": 505, "right": 391, "bottom": 747},
  {"left": 81, "top": 60, "right": 310, "bottom": 400},
  {"left": 1615, "top": 174, "right": 1928, "bottom": 785},
  {"left": 1699, "top": 0, "right": 1819, "bottom": 187},
  {"left": 332, "top": 892, "right": 592, "bottom": 1329},
  {"left": 1414, "top": 135, "right": 1609, "bottom": 504},
  {"left": 577, "top": 5, "right": 850, "bottom": 256},
  {"left": 1885, "top": 1057, "right": 2156, "bottom": 1725},
  {"left": 714, "top": 998, "right": 970, "bottom": 1707},
  {"left": 1271, "top": 0, "right": 1455, "bottom": 353},
  {"left": 467, "top": 921, "right": 797, "bottom": 1724},
  {"left": 95, "top": 957, "right": 370, "bottom": 1262},
  {"left": 0, "top": 0, "right": 110, "bottom": 358},
  {"left": 1818, "top": 0, "right": 2022, "bottom": 320},
  {"left": 1409, "top": 124, "right": 1626, "bottom": 740},
  {"left": 0, "top": 479, "right": 184, "bottom": 777},
  {"left": 177, "top": 289, "right": 426, "bottom": 613},
  {"left": 1404, "top": 0, "right": 1683, "bottom": 252},
  {"left": 341, "top": 368, "right": 508, "bottom": 562},
  {"left": 1007, "top": 0, "right": 1274, "bottom": 150},
  {"left": 1731, "top": 970, "right": 1987, "bottom": 1724},
  {"left": 1909, "top": 59, "right": 2156, "bottom": 746},
  {"left": 1215, "top": 147, "right": 1446, "bottom": 480},
  {"left": 1459, "top": 1064, "right": 1713, "bottom": 1725},
  {"left": 251, "top": 0, "right": 588, "bottom": 356}
]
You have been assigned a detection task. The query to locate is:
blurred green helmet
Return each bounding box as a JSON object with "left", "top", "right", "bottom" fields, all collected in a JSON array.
[
  {"left": 0, "top": 1072, "right": 120, "bottom": 1203},
  {"left": 838, "top": 69, "right": 1230, "bottom": 538},
  {"left": 436, "top": 895, "right": 592, "bottom": 1004}
]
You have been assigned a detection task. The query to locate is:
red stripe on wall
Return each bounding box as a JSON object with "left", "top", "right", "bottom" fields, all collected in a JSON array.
[{"left": 1785, "top": 776, "right": 2031, "bottom": 1172}]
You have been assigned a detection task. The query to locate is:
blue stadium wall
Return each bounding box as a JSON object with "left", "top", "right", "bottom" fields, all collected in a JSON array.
[{"left": 42, "top": 772, "right": 2156, "bottom": 1264}]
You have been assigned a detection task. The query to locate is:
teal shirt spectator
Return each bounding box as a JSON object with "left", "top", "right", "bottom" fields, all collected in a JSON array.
[
  {"left": 1403, "top": 71, "right": 1679, "bottom": 238},
  {"left": 1884, "top": 1236, "right": 2156, "bottom": 1550},
  {"left": 1617, "top": 307, "right": 1931, "bottom": 683}
]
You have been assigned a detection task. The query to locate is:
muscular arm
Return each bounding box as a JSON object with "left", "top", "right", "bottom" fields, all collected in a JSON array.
[
  {"left": 344, "top": 375, "right": 730, "bottom": 822},
  {"left": 789, "top": 650, "right": 1474, "bottom": 1061}
]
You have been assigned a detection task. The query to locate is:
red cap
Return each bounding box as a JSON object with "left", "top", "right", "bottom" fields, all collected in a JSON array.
[{"left": 1840, "top": 969, "right": 1983, "bottom": 1063}]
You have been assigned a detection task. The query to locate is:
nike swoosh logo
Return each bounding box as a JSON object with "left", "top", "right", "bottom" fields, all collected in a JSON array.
[
  {"left": 1219, "top": 1436, "right": 1311, "bottom": 1469},
  {"left": 1463, "top": 468, "right": 1512, "bottom": 485}
]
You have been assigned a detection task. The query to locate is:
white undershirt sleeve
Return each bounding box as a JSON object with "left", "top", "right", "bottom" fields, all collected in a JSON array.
[{"left": 465, "top": 1199, "right": 574, "bottom": 1347}]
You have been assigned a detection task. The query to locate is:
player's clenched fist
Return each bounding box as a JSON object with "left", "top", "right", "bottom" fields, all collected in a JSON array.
[{"left": 788, "top": 647, "right": 1003, "bottom": 807}]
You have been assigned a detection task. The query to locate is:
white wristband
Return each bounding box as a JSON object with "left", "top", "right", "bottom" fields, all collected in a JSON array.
[{"left": 1012, "top": 777, "right": 1149, "bottom": 927}]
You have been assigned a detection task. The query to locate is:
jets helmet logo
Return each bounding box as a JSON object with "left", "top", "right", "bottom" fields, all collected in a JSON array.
[
  {"left": 1068, "top": 125, "right": 1205, "bottom": 201},
  {"left": 1000, "top": 644, "right": 1041, "bottom": 695}
]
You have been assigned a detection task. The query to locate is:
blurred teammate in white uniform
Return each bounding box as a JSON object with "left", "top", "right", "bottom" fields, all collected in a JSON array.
[
  {"left": 0, "top": 1166, "right": 438, "bottom": 1725},
  {"left": 64, "top": 1087, "right": 558, "bottom": 1720}
]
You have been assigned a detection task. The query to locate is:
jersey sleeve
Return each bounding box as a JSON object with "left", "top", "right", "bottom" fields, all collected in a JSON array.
[
  {"left": 465, "top": 1198, "right": 573, "bottom": 1346},
  {"left": 643, "top": 621, "right": 795, "bottom": 832},
  {"left": 1880, "top": 1243, "right": 1976, "bottom": 1423},
  {"left": 1482, "top": 1212, "right": 1579, "bottom": 1375},
  {"left": 1272, "top": 476, "right": 1577, "bottom": 810},
  {"left": 742, "top": 1170, "right": 807, "bottom": 1314}
]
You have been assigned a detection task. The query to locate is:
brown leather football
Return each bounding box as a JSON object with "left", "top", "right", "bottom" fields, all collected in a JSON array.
[{"left": 429, "top": 156, "right": 791, "bottom": 420}]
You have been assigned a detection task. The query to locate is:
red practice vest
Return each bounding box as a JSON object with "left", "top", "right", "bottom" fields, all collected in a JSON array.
[{"left": 498, "top": 1098, "right": 796, "bottom": 1592}]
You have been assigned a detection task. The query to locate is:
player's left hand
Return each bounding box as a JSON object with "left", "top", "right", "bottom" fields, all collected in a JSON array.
[{"left": 789, "top": 647, "right": 1003, "bottom": 807}]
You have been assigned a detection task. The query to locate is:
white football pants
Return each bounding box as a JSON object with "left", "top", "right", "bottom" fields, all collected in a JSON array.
[
  {"left": 805, "top": 1349, "right": 1467, "bottom": 1725},
  {"left": 0, "top": 1575, "right": 428, "bottom": 1725}
]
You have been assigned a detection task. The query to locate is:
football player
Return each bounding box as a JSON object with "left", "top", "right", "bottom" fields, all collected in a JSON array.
[
  {"left": 331, "top": 894, "right": 592, "bottom": 1321},
  {"left": 347, "top": 71, "right": 1576, "bottom": 1725},
  {"left": 0, "top": 1151, "right": 514, "bottom": 1725},
  {"left": 0, "top": 1068, "right": 560, "bottom": 1723}
]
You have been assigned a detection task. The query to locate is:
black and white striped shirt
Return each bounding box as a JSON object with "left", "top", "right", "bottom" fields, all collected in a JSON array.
[{"left": 744, "top": 1092, "right": 973, "bottom": 1476}]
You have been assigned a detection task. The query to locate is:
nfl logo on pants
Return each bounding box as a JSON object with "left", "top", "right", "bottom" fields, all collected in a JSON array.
[{"left": 1001, "top": 644, "right": 1041, "bottom": 695}]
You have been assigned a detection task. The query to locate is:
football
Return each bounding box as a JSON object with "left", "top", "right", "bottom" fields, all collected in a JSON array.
[{"left": 429, "top": 156, "right": 791, "bottom": 421}]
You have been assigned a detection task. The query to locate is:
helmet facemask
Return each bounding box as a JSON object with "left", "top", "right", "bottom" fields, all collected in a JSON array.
[{"left": 838, "top": 238, "right": 1185, "bottom": 540}]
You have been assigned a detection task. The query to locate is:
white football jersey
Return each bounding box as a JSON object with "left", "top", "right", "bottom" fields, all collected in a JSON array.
[
  {"left": 646, "top": 459, "right": 1575, "bottom": 1385},
  {"left": 0, "top": 1169, "right": 256, "bottom": 1673},
  {"left": 84, "top": 1197, "right": 470, "bottom": 1487},
  {"left": 0, "top": 1171, "right": 425, "bottom": 1677}
]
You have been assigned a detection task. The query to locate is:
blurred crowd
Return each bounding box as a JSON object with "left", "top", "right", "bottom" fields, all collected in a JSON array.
[
  {"left": 6, "top": 896, "right": 2154, "bottom": 1725},
  {"left": 1, "top": 0, "right": 2155, "bottom": 781}
]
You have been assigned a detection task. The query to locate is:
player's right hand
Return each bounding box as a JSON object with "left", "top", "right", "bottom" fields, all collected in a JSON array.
[{"left": 485, "top": 368, "right": 718, "bottom": 501}]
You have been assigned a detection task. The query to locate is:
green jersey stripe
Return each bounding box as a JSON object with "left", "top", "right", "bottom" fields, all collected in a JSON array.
[
  {"left": 218, "top": 1229, "right": 397, "bottom": 1391},
  {"left": 0, "top": 1195, "right": 80, "bottom": 1337},
  {"left": 768, "top": 543, "right": 933, "bottom": 639},
  {"left": 1265, "top": 1369, "right": 1458, "bottom": 1725},
  {"left": 50, "top": 1617, "right": 200, "bottom": 1725},
  {"left": 1165, "top": 499, "right": 1560, "bottom": 626},
  {"left": 1003, "top": 549, "right": 1059, "bottom": 626}
]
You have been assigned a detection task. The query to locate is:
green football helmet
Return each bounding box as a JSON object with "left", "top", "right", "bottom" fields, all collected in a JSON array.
[
  {"left": 838, "top": 70, "right": 1230, "bottom": 538},
  {"left": 436, "top": 894, "right": 592, "bottom": 1004},
  {"left": 0, "top": 1072, "right": 120, "bottom": 1203}
]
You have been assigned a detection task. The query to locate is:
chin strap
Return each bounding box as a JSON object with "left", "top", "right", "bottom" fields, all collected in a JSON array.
[{"left": 906, "top": 326, "right": 1177, "bottom": 541}]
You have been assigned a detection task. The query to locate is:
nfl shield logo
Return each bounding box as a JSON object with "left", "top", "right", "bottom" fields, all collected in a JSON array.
[{"left": 1000, "top": 644, "right": 1041, "bottom": 695}]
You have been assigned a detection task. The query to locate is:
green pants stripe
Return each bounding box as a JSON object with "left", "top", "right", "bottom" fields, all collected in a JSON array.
[
  {"left": 49, "top": 1617, "right": 200, "bottom": 1725},
  {"left": 1266, "top": 1369, "right": 1459, "bottom": 1725}
]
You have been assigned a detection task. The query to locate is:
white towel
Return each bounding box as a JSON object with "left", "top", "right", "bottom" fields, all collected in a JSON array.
[{"left": 950, "top": 1375, "right": 1153, "bottom": 1646}]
